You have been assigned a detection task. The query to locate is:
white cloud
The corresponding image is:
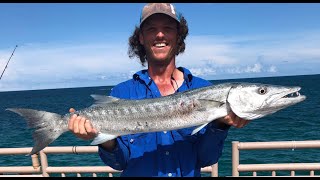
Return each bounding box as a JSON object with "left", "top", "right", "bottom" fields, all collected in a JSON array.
[
  {"left": 268, "top": 65, "right": 277, "bottom": 73},
  {"left": 189, "top": 67, "right": 216, "bottom": 76},
  {"left": 0, "top": 41, "right": 145, "bottom": 91},
  {"left": 245, "top": 63, "right": 262, "bottom": 73},
  {"left": 0, "top": 30, "right": 320, "bottom": 92},
  {"left": 177, "top": 30, "right": 320, "bottom": 80}
]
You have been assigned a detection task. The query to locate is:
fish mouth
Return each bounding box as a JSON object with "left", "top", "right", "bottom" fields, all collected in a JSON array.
[
  {"left": 282, "top": 89, "right": 301, "bottom": 98},
  {"left": 272, "top": 87, "right": 306, "bottom": 106}
]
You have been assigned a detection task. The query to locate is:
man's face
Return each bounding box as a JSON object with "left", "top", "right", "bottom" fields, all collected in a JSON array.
[{"left": 140, "top": 14, "right": 178, "bottom": 65}]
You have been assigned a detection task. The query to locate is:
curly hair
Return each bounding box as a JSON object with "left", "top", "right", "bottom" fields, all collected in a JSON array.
[{"left": 128, "top": 14, "right": 189, "bottom": 66}]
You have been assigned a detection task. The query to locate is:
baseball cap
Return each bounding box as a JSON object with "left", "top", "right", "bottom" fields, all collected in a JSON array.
[{"left": 140, "top": 3, "right": 180, "bottom": 27}]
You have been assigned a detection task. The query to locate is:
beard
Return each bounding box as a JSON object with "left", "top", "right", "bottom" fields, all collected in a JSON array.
[{"left": 145, "top": 44, "right": 177, "bottom": 66}]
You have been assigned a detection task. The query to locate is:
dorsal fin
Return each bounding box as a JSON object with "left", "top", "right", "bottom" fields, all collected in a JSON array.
[{"left": 90, "top": 94, "right": 120, "bottom": 107}]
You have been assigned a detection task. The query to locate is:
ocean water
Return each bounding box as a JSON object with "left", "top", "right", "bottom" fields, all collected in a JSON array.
[{"left": 0, "top": 74, "right": 319, "bottom": 177}]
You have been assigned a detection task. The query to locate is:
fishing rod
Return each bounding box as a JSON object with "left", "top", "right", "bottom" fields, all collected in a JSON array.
[{"left": 0, "top": 45, "right": 18, "bottom": 80}]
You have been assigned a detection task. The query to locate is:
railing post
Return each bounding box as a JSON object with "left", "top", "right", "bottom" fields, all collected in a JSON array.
[
  {"left": 39, "top": 151, "right": 49, "bottom": 177},
  {"left": 232, "top": 141, "right": 239, "bottom": 177},
  {"left": 211, "top": 163, "right": 218, "bottom": 177},
  {"left": 310, "top": 170, "right": 314, "bottom": 176},
  {"left": 31, "top": 154, "right": 40, "bottom": 169}
]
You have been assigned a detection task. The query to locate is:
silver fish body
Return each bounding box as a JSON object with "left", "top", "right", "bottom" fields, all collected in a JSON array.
[{"left": 7, "top": 82, "right": 306, "bottom": 155}]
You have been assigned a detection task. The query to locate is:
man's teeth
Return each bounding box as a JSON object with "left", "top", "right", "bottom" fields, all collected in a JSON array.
[{"left": 155, "top": 43, "right": 166, "bottom": 47}]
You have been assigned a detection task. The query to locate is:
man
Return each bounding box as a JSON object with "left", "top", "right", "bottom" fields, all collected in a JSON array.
[{"left": 68, "top": 3, "right": 249, "bottom": 177}]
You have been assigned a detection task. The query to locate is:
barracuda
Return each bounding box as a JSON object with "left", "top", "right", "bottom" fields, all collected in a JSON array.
[{"left": 6, "top": 82, "right": 306, "bottom": 155}]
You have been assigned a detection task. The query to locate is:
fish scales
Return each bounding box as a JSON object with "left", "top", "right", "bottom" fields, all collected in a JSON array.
[{"left": 80, "top": 96, "right": 205, "bottom": 134}]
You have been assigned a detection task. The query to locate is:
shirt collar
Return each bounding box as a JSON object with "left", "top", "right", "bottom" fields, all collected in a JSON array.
[
  {"left": 133, "top": 66, "right": 193, "bottom": 85},
  {"left": 133, "top": 69, "right": 152, "bottom": 85}
]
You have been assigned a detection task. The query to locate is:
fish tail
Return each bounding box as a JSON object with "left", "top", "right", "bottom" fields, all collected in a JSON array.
[{"left": 6, "top": 108, "right": 67, "bottom": 155}]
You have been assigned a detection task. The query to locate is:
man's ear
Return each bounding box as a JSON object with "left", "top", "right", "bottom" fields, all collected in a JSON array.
[{"left": 139, "top": 31, "right": 144, "bottom": 45}]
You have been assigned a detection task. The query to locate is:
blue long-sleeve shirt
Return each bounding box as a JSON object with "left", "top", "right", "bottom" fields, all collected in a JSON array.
[{"left": 98, "top": 67, "right": 230, "bottom": 177}]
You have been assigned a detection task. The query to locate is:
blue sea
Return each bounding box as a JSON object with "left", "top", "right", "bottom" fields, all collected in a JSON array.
[{"left": 0, "top": 74, "right": 319, "bottom": 177}]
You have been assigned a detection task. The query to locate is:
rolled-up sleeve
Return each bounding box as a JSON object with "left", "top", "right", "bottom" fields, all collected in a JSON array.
[
  {"left": 98, "top": 136, "right": 130, "bottom": 170},
  {"left": 196, "top": 121, "right": 230, "bottom": 167}
]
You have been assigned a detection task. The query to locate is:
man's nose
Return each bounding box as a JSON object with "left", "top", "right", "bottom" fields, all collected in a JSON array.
[{"left": 156, "top": 31, "right": 165, "bottom": 38}]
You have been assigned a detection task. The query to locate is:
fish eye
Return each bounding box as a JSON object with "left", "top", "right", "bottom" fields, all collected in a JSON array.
[{"left": 258, "top": 87, "right": 267, "bottom": 95}]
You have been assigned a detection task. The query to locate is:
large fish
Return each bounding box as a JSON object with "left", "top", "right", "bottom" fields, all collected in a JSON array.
[{"left": 7, "top": 82, "right": 306, "bottom": 155}]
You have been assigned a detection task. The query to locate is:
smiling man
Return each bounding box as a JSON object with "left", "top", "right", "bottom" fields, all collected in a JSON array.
[
  {"left": 139, "top": 13, "right": 182, "bottom": 96},
  {"left": 68, "top": 3, "right": 249, "bottom": 177}
]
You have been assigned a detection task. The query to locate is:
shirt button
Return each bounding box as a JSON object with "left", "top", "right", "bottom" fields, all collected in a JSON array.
[
  {"left": 163, "top": 131, "right": 167, "bottom": 134},
  {"left": 165, "top": 151, "right": 170, "bottom": 155},
  {"left": 130, "top": 139, "right": 134, "bottom": 143},
  {"left": 168, "top": 173, "right": 172, "bottom": 177}
]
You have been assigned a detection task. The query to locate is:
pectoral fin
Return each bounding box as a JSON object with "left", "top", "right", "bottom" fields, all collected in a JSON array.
[
  {"left": 196, "top": 99, "right": 224, "bottom": 112},
  {"left": 91, "top": 133, "right": 118, "bottom": 145},
  {"left": 198, "top": 99, "right": 224, "bottom": 107}
]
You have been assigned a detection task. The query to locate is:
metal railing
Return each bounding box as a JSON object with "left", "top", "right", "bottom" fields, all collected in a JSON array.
[
  {"left": 0, "top": 146, "right": 218, "bottom": 177},
  {"left": 232, "top": 140, "right": 320, "bottom": 176},
  {"left": 2, "top": 140, "right": 320, "bottom": 177},
  {"left": 0, "top": 148, "right": 41, "bottom": 176}
]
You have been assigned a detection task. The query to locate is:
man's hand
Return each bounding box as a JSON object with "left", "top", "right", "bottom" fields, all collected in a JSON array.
[
  {"left": 68, "top": 108, "right": 98, "bottom": 140},
  {"left": 217, "top": 111, "right": 250, "bottom": 128},
  {"left": 68, "top": 108, "right": 116, "bottom": 151}
]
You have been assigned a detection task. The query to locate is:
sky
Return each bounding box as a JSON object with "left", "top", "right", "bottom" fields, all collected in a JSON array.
[{"left": 0, "top": 3, "right": 319, "bottom": 92}]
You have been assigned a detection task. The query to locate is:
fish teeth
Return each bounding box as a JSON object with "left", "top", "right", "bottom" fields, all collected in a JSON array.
[
  {"left": 283, "top": 91, "right": 301, "bottom": 98},
  {"left": 284, "top": 91, "right": 300, "bottom": 98}
]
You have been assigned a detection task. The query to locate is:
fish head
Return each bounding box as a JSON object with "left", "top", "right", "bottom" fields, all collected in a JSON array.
[{"left": 227, "top": 83, "right": 306, "bottom": 120}]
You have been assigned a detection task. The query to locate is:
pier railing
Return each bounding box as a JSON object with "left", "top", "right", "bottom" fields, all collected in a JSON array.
[
  {"left": 0, "top": 146, "right": 217, "bottom": 177},
  {"left": 1, "top": 140, "right": 320, "bottom": 177},
  {"left": 232, "top": 140, "right": 320, "bottom": 176}
]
